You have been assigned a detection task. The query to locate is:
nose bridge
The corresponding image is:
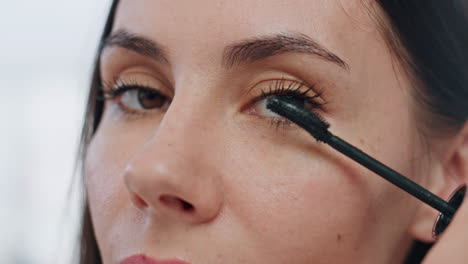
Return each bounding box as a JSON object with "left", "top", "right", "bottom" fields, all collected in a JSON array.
[
  {"left": 162, "top": 95, "right": 213, "bottom": 151},
  {"left": 153, "top": 71, "right": 223, "bottom": 156}
]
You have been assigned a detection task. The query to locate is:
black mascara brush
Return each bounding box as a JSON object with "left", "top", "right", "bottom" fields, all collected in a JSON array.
[{"left": 266, "top": 96, "right": 466, "bottom": 237}]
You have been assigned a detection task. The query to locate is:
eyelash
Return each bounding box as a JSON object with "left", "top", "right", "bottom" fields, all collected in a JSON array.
[
  {"left": 98, "top": 77, "right": 325, "bottom": 127},
  {"left": 255, "top": 78, "right": 324, "bottom": 129}
]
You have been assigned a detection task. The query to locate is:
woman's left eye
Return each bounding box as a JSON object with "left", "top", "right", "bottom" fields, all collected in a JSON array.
[{"left": 245, "top": 79, "right": 323, "bottom": 124}]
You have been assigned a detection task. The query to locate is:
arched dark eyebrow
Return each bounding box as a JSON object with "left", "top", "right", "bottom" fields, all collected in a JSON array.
[
  {"left": 101, "top": 29, "right": 349, "bottom": 72},
  {"left": 222, "top": 33, "right": 349, "bottom": 71},
  {"left": 100, "top": 29, "right": 170, "bottom": 64}
]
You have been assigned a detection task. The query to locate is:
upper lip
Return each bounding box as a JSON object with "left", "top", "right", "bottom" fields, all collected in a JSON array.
[{"left": 120, "top": 254, "right": 191, "bottom": 264}]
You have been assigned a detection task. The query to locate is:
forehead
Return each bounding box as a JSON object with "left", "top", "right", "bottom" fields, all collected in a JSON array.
[{"left": 112, "top": 0, "right": 377, "bottom": 63}]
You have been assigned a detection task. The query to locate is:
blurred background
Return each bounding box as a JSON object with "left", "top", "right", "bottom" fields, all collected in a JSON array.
[{"left": 0, "top": 1, "right": 112, "bottom": 263}]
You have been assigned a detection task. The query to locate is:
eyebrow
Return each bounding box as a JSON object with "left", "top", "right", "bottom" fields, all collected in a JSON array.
[
  {"left": 101, "top": 29, "right": 349, "bottom": 72},
  {"left": 100, "top": 29, "right": 170, "bottom": 64},
  {"left": 222, "top": 33, "right": 349, "bottom": 71}
]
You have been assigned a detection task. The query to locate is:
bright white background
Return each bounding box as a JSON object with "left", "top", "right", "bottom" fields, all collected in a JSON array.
[{"left": 0, "top": 1, "right": 112, "bottom": 263}]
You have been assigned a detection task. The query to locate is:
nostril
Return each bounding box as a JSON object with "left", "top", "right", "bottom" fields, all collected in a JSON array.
[
  {"left": 130, "top": 193, "right": 148, "bottom": 208},
  {"left": 159, "top": 195, "right": 194, "bottom": 212},
  {"left": 181, "top": 200, "right": 194, "bottom": 211}
]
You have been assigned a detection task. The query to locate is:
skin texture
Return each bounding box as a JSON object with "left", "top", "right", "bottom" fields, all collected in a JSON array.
[{"left": 85, "top": 0, "right": 468, "bottom": 263}]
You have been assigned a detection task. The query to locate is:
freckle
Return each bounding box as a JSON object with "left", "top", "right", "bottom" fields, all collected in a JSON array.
[
  {"left": 337, "top": 234, "right": 342, "bottom": 242},
  {"left": 359, "top": 138, "right": 364, "bottom": 145}
]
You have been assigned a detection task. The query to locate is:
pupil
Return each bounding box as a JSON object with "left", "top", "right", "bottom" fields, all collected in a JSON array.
[{"left": 138, "top": 90, "right": 166, "bottom": 109}]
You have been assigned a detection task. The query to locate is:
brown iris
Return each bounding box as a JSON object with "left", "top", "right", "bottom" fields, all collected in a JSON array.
[{"left": 137, "top": 89, "right": 167, "bottom": 109}]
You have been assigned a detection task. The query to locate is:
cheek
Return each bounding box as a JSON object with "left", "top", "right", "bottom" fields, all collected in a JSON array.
[
  {"left": 84, "top": 112, "right": 157, "bottom": 254},
  {"left": 85, "top": 105, "right": 160, "bottom": 198},
  {"left": 85, "top": 129, "right": 127, "bottom": 255},
  {"left": 222, "top": 133, "right": 388, "bottom": 261}
]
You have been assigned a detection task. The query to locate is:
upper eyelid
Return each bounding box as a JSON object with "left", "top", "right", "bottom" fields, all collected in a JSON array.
[
  {"left": 99, "top": 48, "right": 175, "bottom": 93},
  {"left": 105, "top": 85, "right": 156, "bottom": 97},
  {"left": 100, "top": 73, "right": 173, "bottom": 96},
  {"left": 248, "top": 78, "right": 318, "bottom": 98}
]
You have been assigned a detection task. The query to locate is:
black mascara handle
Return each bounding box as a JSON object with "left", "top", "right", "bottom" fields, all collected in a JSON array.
[{"left": 327, "top": 135, "right": 456, "bottom": 217}]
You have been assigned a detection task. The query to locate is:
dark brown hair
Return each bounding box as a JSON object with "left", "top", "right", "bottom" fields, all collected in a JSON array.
[{"left": 76, "top": 1, "right": 468, "bottom": 263}]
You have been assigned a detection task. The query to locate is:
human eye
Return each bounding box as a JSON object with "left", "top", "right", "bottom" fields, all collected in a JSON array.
[
  {"left": 244, "top": 78, "right": 325, "bottom": 128},
  {"left": 99, "top": 78, "right": 171, "bottom": 115}
]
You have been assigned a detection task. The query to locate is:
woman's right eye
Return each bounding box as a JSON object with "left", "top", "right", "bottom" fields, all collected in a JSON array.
[{"left": 111, "top": 86, "right": 171, "bottom": 112}]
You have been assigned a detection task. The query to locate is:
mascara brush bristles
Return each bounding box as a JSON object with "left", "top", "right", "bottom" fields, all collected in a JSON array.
[{"left": 267, "top": 96, "right": 331, "bottom": 142}]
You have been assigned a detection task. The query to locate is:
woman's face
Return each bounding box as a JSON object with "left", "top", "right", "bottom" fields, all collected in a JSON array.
[{"left": 86, "top": 0, "right": 429, "bottom": 263}]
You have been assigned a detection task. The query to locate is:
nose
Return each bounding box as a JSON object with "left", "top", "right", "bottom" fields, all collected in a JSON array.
[{"left": 123, "top": 102, "right": 224, "bottom": 224}]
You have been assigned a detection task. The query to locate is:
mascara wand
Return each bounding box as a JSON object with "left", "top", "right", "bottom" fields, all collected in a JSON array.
[{"left": 266, "top": 96, "right": 466, "bottom": 237}]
